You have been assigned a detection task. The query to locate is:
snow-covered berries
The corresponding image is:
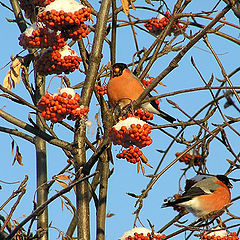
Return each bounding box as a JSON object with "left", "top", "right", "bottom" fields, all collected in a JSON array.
[{"left": 37, "top": 87, "right": 88, "bottom": 123}]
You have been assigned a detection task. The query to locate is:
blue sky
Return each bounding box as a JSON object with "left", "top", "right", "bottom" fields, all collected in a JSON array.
[{"left": 0, "top": 1, "right": 240, "bottom": 239}]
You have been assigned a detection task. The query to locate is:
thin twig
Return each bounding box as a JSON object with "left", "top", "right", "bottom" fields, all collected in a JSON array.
[{"left": 6, "top": 172, "right": 97, "bottom": 240}]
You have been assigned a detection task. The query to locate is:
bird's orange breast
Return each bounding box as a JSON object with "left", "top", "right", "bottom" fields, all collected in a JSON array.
[
  {"left": 107, "top": 69, "right": 144, "bottom": 107},
  {"left": 198, "top": 186, "right": 231, "bottom": 213}
]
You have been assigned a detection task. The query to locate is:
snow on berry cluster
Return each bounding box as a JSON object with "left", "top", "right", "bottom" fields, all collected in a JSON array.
[
  {"left": 109, "top": 117, "right": 153, "bottom": 168},
  {"left": 144, "top": 11, "right": 186, "bottom": 36},
  {"left": 37, "top": 87, "right": 89, "bottom": 123},
  {"left": 175, "top": 150, "right": 205, "bottom": 166},
  {"left": 109, "top": 117, "right": 152, "bottom": 149},
  {"left": 201, "top": 228, "right": 239, "bottom": 240},
  {"left": 119, "top": 227, "right": 165, "bottom": 240},
  {"left": 35, "top": 46, "right": 81, "bottom": 75},
  {"left": 18, "top": 0, "right": 92, "bottom": 75},
  {"left": 19, "top": 23, "right": 66, "bottom": 50},
  {"left": 38, "top": 0, "right": 91, "bottom": 39}
]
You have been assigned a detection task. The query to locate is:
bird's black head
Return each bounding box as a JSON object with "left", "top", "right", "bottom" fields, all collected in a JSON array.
[
  {"left": 111, "top": 63, "right": 128, "bottom": 77},
  {"left": 216, "top": 175, "right": 233, "bottom": 189}
]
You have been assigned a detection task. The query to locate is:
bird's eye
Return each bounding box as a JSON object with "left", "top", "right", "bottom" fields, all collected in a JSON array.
[{"left": 114, "top": 67, "right": 120, "bottom": 73}]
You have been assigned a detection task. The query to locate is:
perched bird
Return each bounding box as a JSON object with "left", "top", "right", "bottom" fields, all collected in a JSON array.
[
  {"left": 107, "top": 63, "right": 176, "bottom": 123},
  {"left": 162, "top": 175, "right": 233, "bottom": 218}
]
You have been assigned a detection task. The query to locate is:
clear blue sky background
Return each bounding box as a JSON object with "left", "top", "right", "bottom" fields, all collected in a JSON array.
[{"left": 0, "top": 1, "right": 240, "bottom": 239}]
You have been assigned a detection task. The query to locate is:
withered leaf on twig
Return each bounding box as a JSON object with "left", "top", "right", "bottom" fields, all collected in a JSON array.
[
  {"left": 55, "top": 174, "right": 70, "bottom": 181},
  {"left": 120, "top": 0, "right": 135, "bottom": 16},
  {"left": 3, "top": 56, "right": 22, "bottom": 90},
  {"left": 11, "top": 140, "right": 15, "bottom": 155},
  {"left": 12, "top": 146, "right": 23, "bottom": 166},
  {"left": 106, "top": 212, "right": 116, "bottom": 218},
  {"left": 55, "top": 179, "right": 68, "bottom": 188}
]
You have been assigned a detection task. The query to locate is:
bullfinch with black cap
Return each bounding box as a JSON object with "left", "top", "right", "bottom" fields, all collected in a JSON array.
[
  {"left": 162, "top": 175, "right": 233, "bottom": 218},
  {"left": 107, "top": 63, "right": 176, "bottom": 123}
]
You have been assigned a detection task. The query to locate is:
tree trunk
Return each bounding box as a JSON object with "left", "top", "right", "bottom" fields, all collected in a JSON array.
[{"left": 35, "top": 75, "right": 48, "bottom": 240}]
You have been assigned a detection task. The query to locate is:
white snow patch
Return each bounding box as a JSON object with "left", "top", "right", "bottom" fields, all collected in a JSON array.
[
  {"left": 59, "top": 87, "right": 76, "bottom": 97},
  {"left": 59, "top": 46, "right": 78, "bottom": 57},
  {"left": 119, "top": 227, "right": 152, "bottom": 239},
  {"left": 158, "top": 13, "right": 165, "bottom": 20},
  {"left": 44, "top": 0, "right": 86, "bottom": 13},
  {"left": 113, "top": 117, "right": 147, "bottom": 131},
  {"left": 207, "top": 227, "right": 228, "bottom": 237},
  {"left": 23, "top": 22, "right": 44, "bottom": 37}
]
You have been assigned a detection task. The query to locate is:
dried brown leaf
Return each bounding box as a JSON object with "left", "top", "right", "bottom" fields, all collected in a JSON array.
[
  {"left": 121, "top": 0, "right": 130, "bottom": 15},
  {"left": 140, "top": 161, "right": 145, "bottom": 175},
  {"left": 158, "top": 81, "right": 166, "bottom": 87},
  {"left": 137, "top": 161, "right": 140, "bottom": 173},
  {"left": 11, "top": 58, "right": 22, "bottom": 84},
  {"left": 61, "top": 198, "right": 64, "bottom": 211},
  {"left": 55, "top": 179, "right": 68, "bottom": 188},
  {"left": 10, "top": 65, "right": 21, "bottom": 84},
  {"left": 145, "top": 161, "right": 153, "bottom": 168},
  {"left": 106, "top": 212, "right": 116, "bottom": 218},
  {"left": 11, "top": 140, "right": 15, "bottom": 155},
  {"left": 126, "top": 192, "right": 138, "bottom": 198},
  {"left": 3, "top": 70, "right": 11, "bottom": 90},
  {"left": 145, "top": 0, "right": 153, "bottom": 6},
  {"left": 55, "top": 174, "right": 70, "bottom": 181},
  {"left": 16, "top": 146, "right": 23, "bottom": 166},
  {"left": 140, "top": 153, "right": 148, "bottom": 163},
  {"left": 64, "top": 202, "right": 74, "bottom": 214},
  {"left": 129, "top": 0, "right": 135, "bottom": 10},
  {"left": 13, "top": 146, "right": 23, "bottom": 166}
]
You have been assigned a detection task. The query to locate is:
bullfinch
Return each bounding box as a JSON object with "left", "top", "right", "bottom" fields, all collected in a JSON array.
[
  {"left": 162, "top": 175, "right": 233, "bottom": 218},
  {"left": 107, "top": 63, "right": 176, "bottom": 123}
]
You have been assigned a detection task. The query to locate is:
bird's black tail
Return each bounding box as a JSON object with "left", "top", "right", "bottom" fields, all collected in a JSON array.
[{"left": 150, "top": 100, "right": 176, "bottom": 123}]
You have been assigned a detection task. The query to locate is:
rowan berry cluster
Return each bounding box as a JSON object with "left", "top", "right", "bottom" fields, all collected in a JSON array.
[
  {"left": 175, "top": 151, "right": 205, "bottom": 166},
  {"left": 37, "top": 88, "right": 88, "bottom": 123},
  {"left": 109, "top": 117, "right": 152, "bottom": 148},
  {"left": 121, "top": 109, "right": 154, "bottom": 121},
  {"left": 35, "top": 46, "right": 81, "bottom": 75},
  {"left": 95, "top": 85, "right": 107, "bottom": 95},
  {"left": 61, "top": 24, "right": 90, "bottom": 40},
  {"left": 109, "top": 117, "right": 152, "bottom": 166},
  {"left": 19, "top": 23, "right": 66, "bottom": 50},
  {"left": 201, "top": 232, "right": 239, "bottom": 240},
  {"left": 144, "top": 11, "right": 186, "bottom": 35},
  {"left": 37, "top": 0, "right": 91, "bottom": 40},
  {"left": 38, "top": 6, "right": 91, "bottom": 31},
  {"left": 122, "top": 232, "right": 166, "bottom": 240},
  {"left": 67, "top": 105, "right": 89, "bottom": 121},
  {"left": 142, "top": 78, "right": 153, "bottom": 88},
  {"left": 116, "top": 146, "right": 143, "bottom": 164},
  {"left": 18, "top": 0, "right": 92, "bottom": 75}
]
